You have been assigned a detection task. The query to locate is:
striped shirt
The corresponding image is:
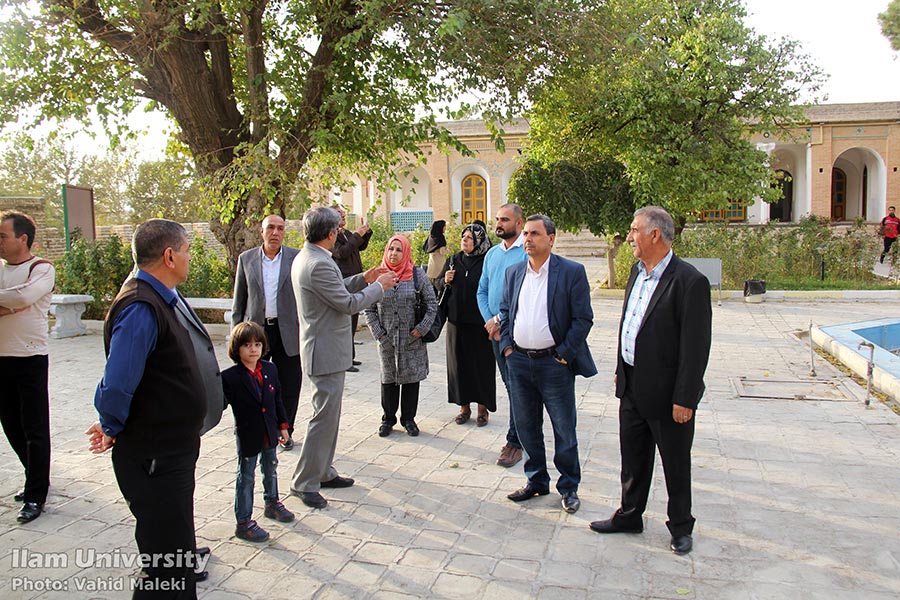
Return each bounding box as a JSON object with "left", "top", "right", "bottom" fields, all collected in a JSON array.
[{"left": 620, "top": 250, "right": 673, "bottom": 366}]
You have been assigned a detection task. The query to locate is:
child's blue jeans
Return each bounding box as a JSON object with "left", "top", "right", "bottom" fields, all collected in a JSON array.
[{"left": 234, "top": 443, "right": 279, "bottom": 523}]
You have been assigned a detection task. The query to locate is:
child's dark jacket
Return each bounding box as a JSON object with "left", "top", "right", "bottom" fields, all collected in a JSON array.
[{"left": 222, "top": 360, "right": 288, "bottom": 457}]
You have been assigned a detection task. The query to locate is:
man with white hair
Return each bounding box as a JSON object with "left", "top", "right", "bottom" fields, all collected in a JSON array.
[{"left": 590, "top": 206, "right": 712, "bottom": 556}]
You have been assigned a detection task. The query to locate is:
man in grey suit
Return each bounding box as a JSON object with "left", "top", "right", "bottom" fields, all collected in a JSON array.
[
  {"left": 232, "top": 215, "right": 302, "bottom": 449},
  {"left": 289, "top": 206, "right": 397, "bottom": 509}
]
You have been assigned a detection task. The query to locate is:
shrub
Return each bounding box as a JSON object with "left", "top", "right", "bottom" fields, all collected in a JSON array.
[
  {"left": 674, "top": 217, "right": 883, "bottom": 289},
  {"left": 180, "top": 236, "right": 232, "bottom": 298},
  {"left": 56, "top": 234, "right": 134, "bottom": 319},
  {"left": 56, "top": 234, "right": 232, "bottom": 320}
]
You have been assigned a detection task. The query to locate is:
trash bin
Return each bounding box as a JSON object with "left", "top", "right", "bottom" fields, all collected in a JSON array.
[{"left": 743, "top": 279, "right": 766, "bottom": 303}]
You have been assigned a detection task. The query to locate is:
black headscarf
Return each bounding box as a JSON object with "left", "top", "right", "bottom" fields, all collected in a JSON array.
[
  {"left": 423, "top": 219, "right": 447, "bottom": 253},
  {"left": 462, "top": 223, "right": 492, "bottom": 257}
]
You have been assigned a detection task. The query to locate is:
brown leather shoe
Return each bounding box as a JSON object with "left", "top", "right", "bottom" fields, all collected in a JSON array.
[
  {"left": 454, "top": 407, "right": 471, "bottom": 425},
  {"left": 496, "top": 444, "right": 523, "bottom": 468},
  {"left": 476, "top": 406, "right": 488, "bottom": 427}
]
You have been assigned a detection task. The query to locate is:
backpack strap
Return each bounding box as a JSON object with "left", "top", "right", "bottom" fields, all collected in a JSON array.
[{"left": 28, "top": 259, "right": 53, "bottom": 277}]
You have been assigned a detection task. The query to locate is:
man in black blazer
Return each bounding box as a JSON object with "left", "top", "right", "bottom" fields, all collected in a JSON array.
[
  {"left": 590, "top": 206, "right": 712, "bottom": 556},
  {"left": 232, "top": 215, "right": 302, "bottom": 449},
  {"left": 499, "top": 214, "right": 596, "bottom": 514}
]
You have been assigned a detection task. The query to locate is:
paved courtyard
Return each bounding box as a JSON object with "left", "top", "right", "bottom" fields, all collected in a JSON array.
[{"left": 2, "top": 292, "right": 900, "bottom": 599}]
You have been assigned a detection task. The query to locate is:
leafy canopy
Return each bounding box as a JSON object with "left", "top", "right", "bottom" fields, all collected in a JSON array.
[
  {"left": 0, "top": 0, "right": 595, "bottom": 266},
  {"left": 522, "top": 0, "right": 823, "bottom": 228},
  {"left": 880, "top": 0, "right": 900, "bottom": 51}
]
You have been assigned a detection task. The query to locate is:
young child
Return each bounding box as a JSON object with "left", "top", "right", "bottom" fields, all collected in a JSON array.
[{"left": 222, "top": 321, "right": 295, "bottom": 542}]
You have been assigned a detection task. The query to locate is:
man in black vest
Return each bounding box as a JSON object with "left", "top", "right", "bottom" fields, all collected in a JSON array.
[{"left": 87, "top": 219, "right": 208, "bottom": 598}]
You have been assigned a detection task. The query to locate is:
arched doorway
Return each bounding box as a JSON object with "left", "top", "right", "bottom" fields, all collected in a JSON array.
[
  {"left": 831, "top": 168, "right": 846, "bottom": 220},
  {"left": 462, "top": 174, "right": 487, "bottom": 224},
  {"left": 770, "top": 170, "right": 793, "bottom": 222}
]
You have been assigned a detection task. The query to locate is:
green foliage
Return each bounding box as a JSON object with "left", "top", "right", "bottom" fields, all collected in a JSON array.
[
  {"left": 673, "top": 217, "right": 883, "bottom": 289},
  {"left": 0, "top": 0, "right": 592, "bottom": 265},
  {"left": 127, "top": 158, "right": 206, "bottom": 223},
  {"left": 56, "top": 234, "right": 232, "bottom": 320},
  {"left": 613, "top": 241, "right": 638, "bottom": 289},
  {"left": 525, "top": 0, "right": 824, "bottom": 220},
  {"left": 880, "top": 1, "right": 900, "bottom": 51},
  {"left": 179, "top": 236, "right": 232, "bottom": 298},
  {"left": 56, "top": 234, "right": 134, "bottom": 319},
  {"left": 509, "top": 156, "right": 635, "bottom": 236}
]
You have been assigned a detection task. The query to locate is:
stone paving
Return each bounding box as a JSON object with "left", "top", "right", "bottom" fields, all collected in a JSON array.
[{"left": 2, "top": 287, "right": 900, "bottom": 598}]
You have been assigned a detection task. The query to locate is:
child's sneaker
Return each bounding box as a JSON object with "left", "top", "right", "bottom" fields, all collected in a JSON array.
[
  {"left": 264, "top": 501, "right": 295, "bottom": 523},
  {"left": 235, "top": 520, "right": 270, "bottom": 542}
]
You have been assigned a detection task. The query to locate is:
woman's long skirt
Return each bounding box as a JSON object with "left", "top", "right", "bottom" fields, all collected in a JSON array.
[{"left": 446, "top": 321, "right": 497, "bottom": 411}]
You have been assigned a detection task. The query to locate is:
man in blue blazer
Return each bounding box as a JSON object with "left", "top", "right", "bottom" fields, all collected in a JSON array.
[
  {"left": 499, "top": 214, "right": 596, "bottom": 514},
  {"left": 232, "top": 215, "right": 302, "bottom": 449},
  {"left": 589, "top": 206, "right": 712, "bottom": 556}
]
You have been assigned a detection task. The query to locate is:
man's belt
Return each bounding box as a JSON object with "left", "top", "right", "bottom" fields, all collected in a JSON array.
[
  {"left": 512, "top": 344, "right": 556, "bottom": 359},
  {"left": 265, "top": 317, "right": 278, "bottom": 325}
]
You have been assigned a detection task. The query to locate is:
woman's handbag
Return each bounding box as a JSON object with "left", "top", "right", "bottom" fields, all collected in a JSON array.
[{"left": 414, "top": 267, "right": 447, "bottom": 343}]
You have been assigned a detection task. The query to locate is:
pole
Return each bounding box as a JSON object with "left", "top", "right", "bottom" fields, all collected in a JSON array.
[
  {"left": 857, "top": 341, "right": 875, "bottom": 407},
  {"left": 809, "top": 321, "right": 816, "bottom": 377}
]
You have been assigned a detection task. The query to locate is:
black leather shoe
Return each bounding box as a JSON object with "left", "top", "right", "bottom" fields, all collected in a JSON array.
[
  {"left": 589, "top": 518, "right": 643, "bottom": 534},
  {"left": 352, "top": 360, "right": 361, "bottom": 366},
  {"left": 561, "top": 492, "right": 581, "bottom": 514},
  {"left": 670, "top": 534, "right": 693, "bottom": 555},
  {"left": 507, "top": 484, "right": 550, "bottom": 502},
  {"left": 346, "top": 366, "right": 360, "bottom": 373},
  {"left": 378, "top": 423, "right": 392, "bottom": 437},
  {"left": 321, "top": 475, "right": 354, "bottom": 488},
  {"left": 403, "top": 421, "right": 419, "bottom": 437},
  {"left": 17, "top": 501, "right": 43, "bottom": 523},
  {"left": 196, "top": 546, "right": 211, "bottom": 559},
  {"left": 13, "top": 490, "right": 24, "bottom": 502},
  {"left": 195, "top": 571, "right": 209, "bottom": 583},
  {"left": 298, "top": 491, "right": 328, "bottom": 509}
]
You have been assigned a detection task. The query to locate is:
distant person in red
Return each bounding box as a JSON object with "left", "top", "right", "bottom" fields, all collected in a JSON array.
[{"left": 880, "top": 206, "right": 900, "bottom": 264}]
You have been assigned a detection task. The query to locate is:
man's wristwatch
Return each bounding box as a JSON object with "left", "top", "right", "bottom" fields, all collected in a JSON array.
[
  {"left": 554, "top": 351, "right": 568, "bottom": 365},
  {"left": 493, "top": 315, "right": 501, "bottom": 327}
]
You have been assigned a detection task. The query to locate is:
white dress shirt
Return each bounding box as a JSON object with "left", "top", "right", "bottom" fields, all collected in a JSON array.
[
  {"left": 261, "top": 247, "right": 282, "bottom": 319},
  {"left": 513, "top": 258, "right": 556, "bottom": 350}
]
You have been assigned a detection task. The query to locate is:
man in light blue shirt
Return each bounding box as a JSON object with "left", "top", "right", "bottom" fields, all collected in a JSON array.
[
  {"left": 477, "top": 203, "right": 527, "bottom": 468},
  {"left": 619, "top": 249, "right": 673, "bottom": 365}
]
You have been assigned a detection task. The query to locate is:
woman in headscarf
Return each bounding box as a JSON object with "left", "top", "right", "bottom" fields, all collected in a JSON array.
[
  {"left": 423, "top": 219, "right": 449, "bottom": 284},
  {"left": 436, "top": 223, "right": 496, "bottom": 426},
  {"left": 365, "top": 234, "right": 437, "bottom": 437}
]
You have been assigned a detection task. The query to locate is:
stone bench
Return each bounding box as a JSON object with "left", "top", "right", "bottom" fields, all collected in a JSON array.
[
  {"left": 50, "top": 294, "right": 94, "bottom": 338},
  {"left": 184, "top": 297, "right": 233, "bottom": 324}
]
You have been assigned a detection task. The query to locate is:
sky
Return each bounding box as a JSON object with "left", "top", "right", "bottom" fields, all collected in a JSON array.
[{"left": 742, "top": 0, "right": 900, "bottom": 103}]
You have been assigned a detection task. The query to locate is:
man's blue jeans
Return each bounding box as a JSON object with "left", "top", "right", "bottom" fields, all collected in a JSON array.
[
  {"left": 506, "top": 351, "right": 580, "bottom": 494},
  {"left": 235, "top": 444, "right": 279, "bottom": 523},
  {"left": 492, "top": 339, "right": 521, "bottom": 448}
]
